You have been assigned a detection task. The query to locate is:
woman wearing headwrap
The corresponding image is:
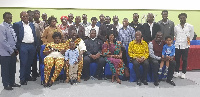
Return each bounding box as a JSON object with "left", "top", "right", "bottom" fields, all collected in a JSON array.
[
  {"left": 58, "top": 16, "right": 69, "bottom": 40},
  {"left": 102, "top": 32, "right": 125, "bottom": 84}
]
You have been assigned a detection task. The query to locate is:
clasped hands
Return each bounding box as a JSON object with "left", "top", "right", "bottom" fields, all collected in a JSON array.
[
  {"left": 90, "top": 53, "right": 101, "bottom": 60},
  {"left": 161, "top": 55, "right": 174, "bottom": 61}
]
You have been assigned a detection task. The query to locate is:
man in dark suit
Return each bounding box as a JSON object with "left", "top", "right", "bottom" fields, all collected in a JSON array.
[
  {"left": 83, "top": 29, "right": 106, "bottom": 81},
  {"left": 141, "top": 13, "right": 161, "bottom": 43},
  {"left": 98, "top": 16, "right": 118, "bottom": 42},
  {"left": 68, "top": 16, "right": 85, "bottom": 40},
  {"left": 13, "top": 11, "right": 38, "bottom": 85},
  {"left": 0, "top": 12, "right": 21, "bottom": 90}
]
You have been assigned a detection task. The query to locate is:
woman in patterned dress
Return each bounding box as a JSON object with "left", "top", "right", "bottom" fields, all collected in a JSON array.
[
  {"left": 102, "top": 33, "right": 125, "bottom": 84},
  {"left": 43, "top": 32, "right": 67, "bottom": 87}
]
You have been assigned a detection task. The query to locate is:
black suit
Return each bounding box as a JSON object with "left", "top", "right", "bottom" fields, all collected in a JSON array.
[
  {"left": 83, "top": 38, "right": 106, "bottom": 79},
  {"left": 98, "top": 24, "right": 118, "bottom": 42},
  {"left": 141, "top": 23, "right": 161, "bottom": 43}
]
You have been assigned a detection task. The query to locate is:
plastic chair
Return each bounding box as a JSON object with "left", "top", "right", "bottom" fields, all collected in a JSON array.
[
  {"left": 89, "top": 62, "right": 98, "bottom": 76},
  {"left": 129, "top": 63, "right": 151, "bottom": 82}
]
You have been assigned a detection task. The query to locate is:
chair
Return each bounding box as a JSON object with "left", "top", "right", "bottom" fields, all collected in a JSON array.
[
  {"left": 89, "top": 62, "right": 98, "bottom": 76},
  {"left": 126, "top": 45, "right": 151, "bottom": 82},
  {"left": 40, "top": 45, "right": 65, "bottom": 85},
  {"left": 128, "top": 63, "right": 151, "bottom": 82}
]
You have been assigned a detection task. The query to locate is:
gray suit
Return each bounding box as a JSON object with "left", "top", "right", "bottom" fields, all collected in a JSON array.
[
  {"left": 0, "top": 22, "right": 17, "bottom": 87},
  {"left": 158, "top": 19, "right": 174, "bottom": 40},
  {"left": 0, "top": 22, "right": 17, "bottom": 56}
]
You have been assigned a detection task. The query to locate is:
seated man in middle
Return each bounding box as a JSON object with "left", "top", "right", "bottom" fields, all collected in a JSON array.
[
  {"left": 83, "top": 29, "right": 106, "bottom": 81},
  {"left": 128, "top": 31, "right": 149, "bottom": 86}
]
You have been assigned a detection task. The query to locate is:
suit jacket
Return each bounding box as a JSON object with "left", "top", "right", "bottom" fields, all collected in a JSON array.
[
  {"left": 98, "top": 24, "right": 118, "bottom": 42},
  {"left": 0, "top": 22, "right": 17, "bottom": 56},
  {"left": 13, "top": 21, "right": 37, "bottom": 50},
  {"left": 140, "top": 22, "right": 161, "bottom": 43},
  {"left": 84, "top": 38, "right": 103, "bottom": 56},
  {"left": 68, "top": 25, "right": 85, "bottom": 40}
]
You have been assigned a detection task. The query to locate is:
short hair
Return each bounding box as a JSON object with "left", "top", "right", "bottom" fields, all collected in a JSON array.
[
  {"left": 82, "top": 14, "right": 87, "bottom": 16},
  {"left": 162, "top": 10, "right": 168, "bottom": 14},
  {"left": 123, "top": 18, "right": 128, "bottom": 21},
  {"left": 27, "top": 10, "right": 32, "bottom": 14},
  {"left": 3, "top": 12, "right": 12, "bottom": 18},
  {"left": 90, "top": 29, "right": 96, "bottom": 33},
  {"left": 48, "top": 15, "right": 57, "bottom": 25},
  {"left": 105, "top": 16, "right": 111, "bottom": 21},
  {"left": 91, "top": 17, "right": 97, "bottom": 21},
  {"left": 165, "top": 36, "right": 172, "bottom": 40},
  {"left": 33, "top": 10, "right": 40, "bottom": 14},
  {"left": 178, "top": 13, "right": 187, "bottom": 18},
  {"left": 133, "top": 13, "right": 139, "bottom": 18},
  {"left": 52, "top": 32, "right": 61, "bottom": 39}
]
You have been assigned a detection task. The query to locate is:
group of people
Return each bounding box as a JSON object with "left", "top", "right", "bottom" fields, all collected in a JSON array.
[{"left": 0, "top": 9, "right": 194, "bottom": 90}]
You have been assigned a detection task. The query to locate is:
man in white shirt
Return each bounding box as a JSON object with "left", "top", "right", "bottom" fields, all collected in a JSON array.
[
  {"left": 13, "top": 11, "right": 37, "bottom": 85},
  {"left": 174, "top": 13, "right": 194, "bottom": 79},
  {"left": 85, "top": 17, "right": 99, "bottom": 39}
]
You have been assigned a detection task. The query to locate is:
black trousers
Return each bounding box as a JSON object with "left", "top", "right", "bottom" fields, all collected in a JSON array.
[
  {"left": 1, "top": 55, "right": 16, "bottom": 87},
  {"left": 175, "top": 48, "right": 189, "bottom": 73},
  {"left": 131, "top": 59, "right": 149, "bottom": 81},
  {"left": 150, "top": 58, "right": 176, "bottom": 82},
  {"left": 32, "top": 46, "right": 41, "bottom": 77},
  {"left": 83, "top": 56, "right": 106, "bottom": 78}
]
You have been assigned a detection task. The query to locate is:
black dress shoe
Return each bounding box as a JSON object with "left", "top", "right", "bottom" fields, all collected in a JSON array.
[
  {"left": 20, "top": 80, "right": 27, "bottom": 85},
  {"left": 27, "top": 77, "right": 37, "bottom": 81},
  {"left": 136, "top": 79, "right": 142, "bottom": 86},
  {"left": 166, "top": 80, "right": 176, "bottom": 86},
  {"left": 84, "top": 77, "right": 90, "bottom": 81},
  {"left": 70, "top": 80, "right": 74, "bottom": 85},
  {"left": 154, "top": 81, "right": 159, "bottom": 86},
  {"left": 4, "top": 86, "right": 13, "bottom": 90},
  {"left": 142, "top": 80, "right": 148, "bottom": 85},
  {"left": 11, "top": 83, "right": 21, "bottom": 87}
]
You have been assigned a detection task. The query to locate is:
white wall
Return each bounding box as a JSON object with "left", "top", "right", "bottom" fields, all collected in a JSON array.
[{"left": 0, "top": 0, "right": 199, "bottom": 10}]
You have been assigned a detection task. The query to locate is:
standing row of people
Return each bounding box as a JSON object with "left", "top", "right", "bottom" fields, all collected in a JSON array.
[{"left": 0, "top": 9, "right": 194, "bottom": 90}]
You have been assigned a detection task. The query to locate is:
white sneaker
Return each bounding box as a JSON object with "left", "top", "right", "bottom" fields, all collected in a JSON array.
[
  {"left": 173, "top": 72, "right": 180, "bottom": 78},
  {"left": 180, "top": 73, "right": 186, "bottom": 79}
]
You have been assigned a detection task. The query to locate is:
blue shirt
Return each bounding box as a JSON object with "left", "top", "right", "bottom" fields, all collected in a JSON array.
[
  {"left": 0, "top": 22, "right": 17, "bottom": 56},
  {"left": 96, "top": 21, "right": 102, "bottom": 27},
  {"left": 118, "top": 25, "right": 135, "bottom": 47},
  {"left": 65, "top": 49, "right": 79, "bottom": 65},
  {"left": 162, "top": 44, "right": 175, "bottom": 56}
]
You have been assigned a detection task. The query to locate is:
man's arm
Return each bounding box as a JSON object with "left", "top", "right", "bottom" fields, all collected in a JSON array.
[
  {"left": 0, "top": 26, "right": 14, "bottom": 55},
  {"left": 148, "top": 42, "right": 161, "bottom": 60}
]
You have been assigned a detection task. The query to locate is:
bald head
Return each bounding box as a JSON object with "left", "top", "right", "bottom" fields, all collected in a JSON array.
[
  {"left": 20, "top": 11, "right": 29, "bottom": 24},
  {"left": 135, "top": 31, "right": 142, "bottom": 42}
]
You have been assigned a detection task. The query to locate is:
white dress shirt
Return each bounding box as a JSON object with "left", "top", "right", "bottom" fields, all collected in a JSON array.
[
  {"left": 148, "top": 23, "right": 154, "bottom": 37},
  {"left": 22, "top": 22, "right": 34, "bottom": 43},
  {"left": 114, "top": 22, "right": 123, "bottom": 32},
  {"left": 174, "top": 23, "right": 194, "bottom": 49},
  {"left": 85, "top": 25, "right": 99, "bottom": 38}
]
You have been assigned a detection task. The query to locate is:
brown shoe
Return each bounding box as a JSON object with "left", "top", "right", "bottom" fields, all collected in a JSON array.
[
  {"left": 77, "top": 78, "right": 81, "bottom": 83},
  {"left": 65, "top": 78, "right": 69, "bottom": 83}
]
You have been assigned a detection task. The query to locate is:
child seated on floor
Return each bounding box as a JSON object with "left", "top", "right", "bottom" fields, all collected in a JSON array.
[
  {"left": 158, "top": 36, "right": 175, "bottom": 75},
  {"left": 65, "top": 41, "right": 79, "bottom": 85}
]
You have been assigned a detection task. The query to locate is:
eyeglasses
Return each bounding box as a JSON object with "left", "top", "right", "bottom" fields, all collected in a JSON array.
[{"left": 21, "top": 15, "right": 29, "bottom": 18}]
